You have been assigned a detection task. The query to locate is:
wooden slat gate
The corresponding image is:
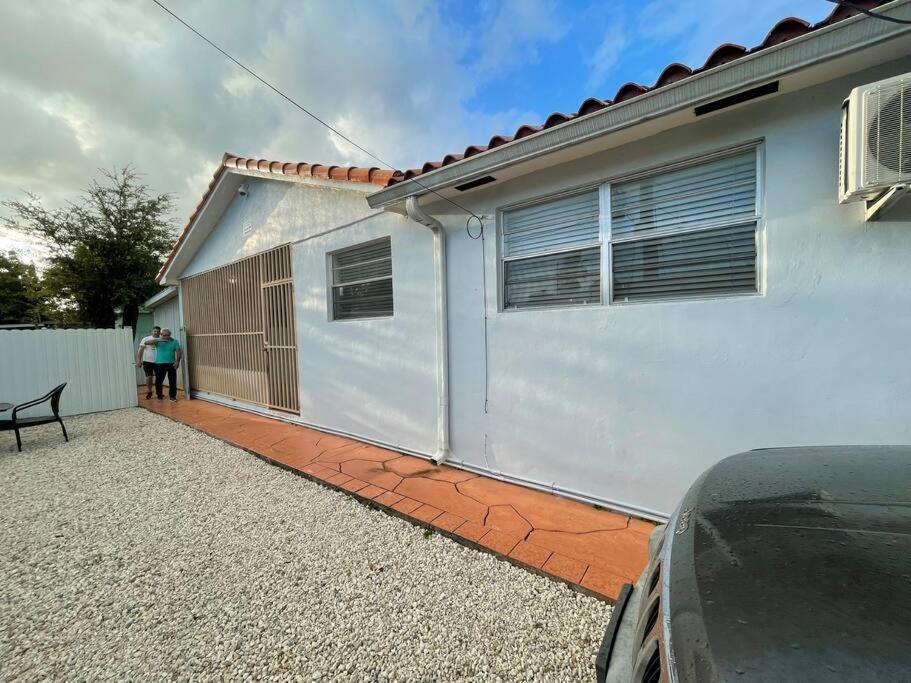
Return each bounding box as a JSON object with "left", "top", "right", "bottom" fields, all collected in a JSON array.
[{"left": 181, "top": 245, "right": 299, "bottom": 413}]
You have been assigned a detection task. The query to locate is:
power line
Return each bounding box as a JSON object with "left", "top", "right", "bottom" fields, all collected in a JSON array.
[
  {"left": 151, "top": 0, "right": 484, "bottom": 229},
  {"left": 822, "top": 0, "right": 911, "bottom": 25}
]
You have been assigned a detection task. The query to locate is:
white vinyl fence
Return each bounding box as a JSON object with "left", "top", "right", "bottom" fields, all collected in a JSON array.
[{"left": 0, "top": 328, "right": 138, "bottom": 416}]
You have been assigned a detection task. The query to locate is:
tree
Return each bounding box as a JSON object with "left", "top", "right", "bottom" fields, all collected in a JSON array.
[
  {"left": 0, "top": 251, "right": 48, "bottom": 325},
  {"left": 2, "top": 167, "right": 175, "bottom": 331}
]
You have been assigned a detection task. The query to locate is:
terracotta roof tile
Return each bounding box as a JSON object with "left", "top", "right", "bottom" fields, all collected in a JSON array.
[
  {"left": 700, "top": 43, "right": 749, "bottom": 70},
  {"left": 760, "top": 18, "right": 812, "bottom": 48},
  {"left": 654, "top": 63, "right": 693, "bottom": 88},
  {"left": 613, "top": 82, "right": 650, "bottom": 103},
  {"left": 386, "top": 1, "right": 888, "bottom": 187},
  {"left": 156, "top": 153, "right": 402, "bottom": 282}
]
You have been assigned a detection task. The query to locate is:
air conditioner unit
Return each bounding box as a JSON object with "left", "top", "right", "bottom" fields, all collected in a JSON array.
[{"left": 839, "top": 72, "right": 910, "bottom": 204}]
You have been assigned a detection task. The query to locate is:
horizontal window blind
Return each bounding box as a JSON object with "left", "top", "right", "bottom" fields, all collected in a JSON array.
[
  {"left": 503, "top": 191, "right": 600, "bottom": 257},
  {"left": 331, "top": 238, "right": 393, "bottom": 320},
  {"left": 610, "top": 149, "right": 759, "bottom": 302},
  {"left": 612, "top": 224, "right": 756, "bottom": 301},
  {"left": 504, "top": 247, "right": 600, "bottom": 308},
  {"left": 502, "top": 190, "right": 601, "bottom": 309},
  {"left": 611, "top": 151, "right": 757, "bottom": 238}
]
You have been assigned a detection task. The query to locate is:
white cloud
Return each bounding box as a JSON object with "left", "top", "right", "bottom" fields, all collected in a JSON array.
[
  {"left": 0, "top": 0, "right": 557, "bottom": 256},
  {"left": 0, "top": 0, "right": 846, "bottom": 260},
  {"left": 634, "top": 0, "right": 836, "bottom": 68},
  {"left": 471, "top": 0, "right": 570, "bottom": 81},
  {"left": 580, "top": 0, "right": 837, "bottom": 121},
  {"left": 585, "top": 21, "right": 628, "bottom": 92}
]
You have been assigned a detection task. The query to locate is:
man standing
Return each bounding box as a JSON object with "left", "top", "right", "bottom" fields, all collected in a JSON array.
[
  {"left": 153, "top": 328, "right": 183, "bottom": 402},
  {"left": 136, "top": 326, "right": 161, "bottom": 400}
]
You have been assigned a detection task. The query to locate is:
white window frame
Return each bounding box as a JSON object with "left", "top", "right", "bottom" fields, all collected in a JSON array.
[
  {"left": 605, "top": 143, "right": 764, "bottom": 305},
  {"left": 498, "top": 188, "right": 604, "bottom": 312},
  {"left": 496, "top": 141, "right": 765, "bottom": 311},
  {"left": 327, "top": 236, "right": 394, "bottom": 322}
]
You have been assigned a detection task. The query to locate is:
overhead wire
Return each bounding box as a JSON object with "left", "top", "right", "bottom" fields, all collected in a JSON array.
[
  {"left": 154, "top": 0, "right": 911, "bottom": 239},
  {"left": 151, "top": 0, "right": 485, "bottom": 236},
  {"left": 822, "top": 0, "right": 911, "bottom": 25}
]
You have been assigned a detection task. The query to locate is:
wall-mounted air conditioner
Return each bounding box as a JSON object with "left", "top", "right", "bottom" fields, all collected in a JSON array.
[{"left": 839, "top": 72, "right": 910, "bottom": 207}]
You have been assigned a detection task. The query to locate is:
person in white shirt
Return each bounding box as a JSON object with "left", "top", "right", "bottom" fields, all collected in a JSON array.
[{"left": 136, "top": 326, "right": 161, "bottom": 399}]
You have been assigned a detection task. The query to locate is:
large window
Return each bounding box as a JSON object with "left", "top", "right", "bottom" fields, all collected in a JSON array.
[
  {"left": 609, "top": 148, "right": 759, "bottom": 303},
  {"left": 501, "top": 190, "right": 601, "bottom": 309},
  {"left": 330, "top": 238, "right": 393, "bottom": 320}
]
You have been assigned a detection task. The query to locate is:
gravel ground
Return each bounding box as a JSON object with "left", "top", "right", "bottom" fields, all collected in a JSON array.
[{"left": 0, "top": 408, "right": 611, "bottom": 682}]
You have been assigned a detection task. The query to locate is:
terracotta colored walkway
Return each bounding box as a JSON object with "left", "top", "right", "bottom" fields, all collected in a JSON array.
[{"left": 141, "top": 394, "right": 653, "bottom": 601}]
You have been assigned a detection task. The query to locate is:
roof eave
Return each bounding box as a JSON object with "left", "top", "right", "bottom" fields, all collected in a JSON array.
[
  {"left": 366, "top": 0, "right": 911, "bottom": 209},
  {"left": 157, "top": 169, "right": 236, "bottom": 285},
  {"left": 142, "top": 286, "right": 178, "bottom": 309}
]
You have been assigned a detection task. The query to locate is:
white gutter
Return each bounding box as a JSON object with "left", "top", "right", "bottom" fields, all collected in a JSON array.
[
  {"left": 405, "top": 196, "right": 451, "bottom": 465},
  {"left": 368, "top": 0, "right": 911, "bottom": 208}
]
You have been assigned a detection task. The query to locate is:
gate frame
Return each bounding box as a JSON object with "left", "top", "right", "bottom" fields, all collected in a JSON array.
[{"left": 179, "top": 244, "right": 299, "bottom": 413}]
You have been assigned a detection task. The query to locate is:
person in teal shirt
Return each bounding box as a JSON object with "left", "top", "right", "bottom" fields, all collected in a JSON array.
[{"left": 150, "top": 328, "right": 183, "bottom": 401}]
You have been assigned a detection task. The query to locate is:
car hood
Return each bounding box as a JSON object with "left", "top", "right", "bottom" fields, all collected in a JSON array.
[{"left": 667, "top": 446, "right": 911, "bottom": 682}]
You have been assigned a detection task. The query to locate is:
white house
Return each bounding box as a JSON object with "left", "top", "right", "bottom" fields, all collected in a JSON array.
[{"left": 159, "top": 2, "right": 911, "bottom": 520}]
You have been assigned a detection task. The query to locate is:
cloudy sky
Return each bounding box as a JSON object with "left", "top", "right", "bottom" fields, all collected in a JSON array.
[{"left": 1, "top": 0, "right": 835, "bottom": 260}]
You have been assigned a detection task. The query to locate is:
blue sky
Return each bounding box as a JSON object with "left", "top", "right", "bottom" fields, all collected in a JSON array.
[
  {"left": 441, "top": 0, "right": 835, "bottom": 139},
  {"left": 1, "top": 0, "right": 840, "bottom": 258}
]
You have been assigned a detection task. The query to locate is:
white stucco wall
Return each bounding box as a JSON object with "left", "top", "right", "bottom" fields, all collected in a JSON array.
[
  {"left": 170, "top": 57, "right": 911, "bottom": 520},
  {"left": 431, "top": 57, "right": 911, "bottom": 518},
  {"left": 174, "top": 175, "right": 439, "bottom": 456},
  {"left": 181, "top": 176, "right": 376, "bottom": 278},
  {"left": 291, "top": 212, "right": 438, "bottom": 454}
]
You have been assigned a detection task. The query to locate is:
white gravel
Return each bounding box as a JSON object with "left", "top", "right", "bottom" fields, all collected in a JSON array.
[{"left": 0, "top": 408, "right": 611, "bottom": 682}]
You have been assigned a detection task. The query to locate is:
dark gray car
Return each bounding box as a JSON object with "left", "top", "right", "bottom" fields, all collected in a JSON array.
[{"left": 596, "top": 446, "right": 911, "bottom": 682}]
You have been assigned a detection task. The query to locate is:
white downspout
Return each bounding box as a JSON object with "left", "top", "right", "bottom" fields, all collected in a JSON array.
[{"left": 405, "top": 196, "right": 450, "bottom": 465}]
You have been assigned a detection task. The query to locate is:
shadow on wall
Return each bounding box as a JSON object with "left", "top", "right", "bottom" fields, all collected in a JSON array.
[{"left": 294, "top": 272, "right": 438, "bottom": 454}]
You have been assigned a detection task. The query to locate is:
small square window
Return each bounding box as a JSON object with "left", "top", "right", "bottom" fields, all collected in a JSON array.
[{"left": 330, "top": 238, "right": 393, "bottom": 320}]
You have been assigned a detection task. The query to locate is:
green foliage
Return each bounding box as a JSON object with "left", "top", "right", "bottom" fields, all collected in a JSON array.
[
  {"left": 2, "top": 167, "right": 175, "bottom": 330},
  {"left": 0, "top": 251, "right": 50, "bottom": 325}
]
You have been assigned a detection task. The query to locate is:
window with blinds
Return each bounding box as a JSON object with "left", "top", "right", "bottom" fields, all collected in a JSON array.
[
  {"left": 501, "top": 190, "right": 601, "bottom": 309},
  {"left": 609, "top": 149, "right": 759, "bottom": 303},
  {"left": 330, "top": 238, "right": 393, "bottom": 320}
]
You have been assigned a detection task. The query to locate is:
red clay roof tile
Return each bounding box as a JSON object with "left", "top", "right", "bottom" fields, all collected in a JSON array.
[
  {"left": 156, "top": 153, "right": 402, "bottom": 282},
  {"left": 613, "top": 82, "right": 649, "bottom": 103},
  {"left": 386, "top": 2, "right": 888, "bottom": 187},
  {"left": 700, "top": 43, "right": 749, "bottom": 70},
  {"left": 654, "top": 63, "right": 693, "bottom": 88},
  {"left": 760, "top": 17, "right": 812, "bottom": 48}
]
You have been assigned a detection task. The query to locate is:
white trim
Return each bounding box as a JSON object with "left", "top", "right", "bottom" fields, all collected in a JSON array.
[
  {"left": 501, "top": 241, "right": 601, "bottom": 262},
  {"left": 142, "top": 286, "right": 178, "bottom": 309},
  {"left": 159, "top": 171, "right": 232, "bottom": 284},
  {"left": 600, "top": 183, "right": 613, "bottom": 308},
  {"left": 188, "top": 390, "right": 668, "bottom": 522}
]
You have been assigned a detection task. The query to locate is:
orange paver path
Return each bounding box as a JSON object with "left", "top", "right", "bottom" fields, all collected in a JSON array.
[{"left": 141, "top": 394, "right": 654, "bottom": 601}]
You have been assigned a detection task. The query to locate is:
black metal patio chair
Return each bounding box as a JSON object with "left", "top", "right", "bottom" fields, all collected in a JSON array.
[{"left": 0, "top": 383, "right": 69, "bottom": 452}]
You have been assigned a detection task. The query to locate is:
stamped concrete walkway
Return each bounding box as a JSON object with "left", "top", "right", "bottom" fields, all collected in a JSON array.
[{"left": 141, "top": 395, "right": 653, "bottom": 601}]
